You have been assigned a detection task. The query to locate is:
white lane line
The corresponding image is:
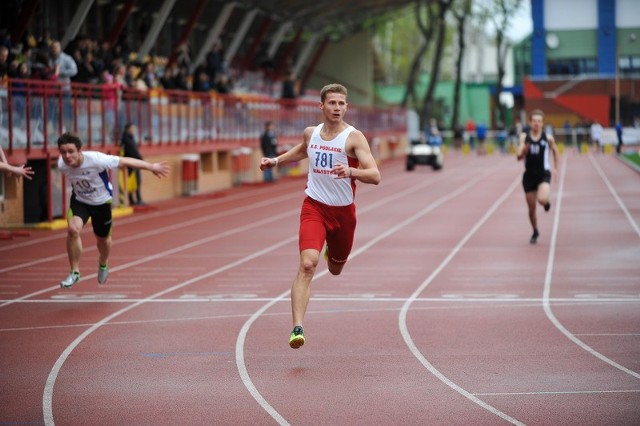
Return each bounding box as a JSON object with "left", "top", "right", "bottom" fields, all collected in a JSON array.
[
  {"left": 0, "top": 191, "right": 302, "bottom": 274},
  {"left": 42, "top": 235, "right": 296, "bottom": 426},
  {"left": 399, "top": 176, "right": 524, "bottom": 425},
  {"left": 1, "top": 208, "right": 297, "bottom": 308},
  {"left": 42, "top": 159, "right": 497, "bottom": 425},
  {"left": 235, "top": 164, "right": 514, "bottom": 425},
  {"left": 235, "top": 290, "right": 292, "bottom": 425},
  {"left": 0, "top": 179, "right": 307, "bottom": 252},
  {"left": 543, "top": 155, "right": 640, "bottom": 379},
  {"left": 5, "top": 297, "right": 640, "bottom": 304},
  {"left": 589, "top": 155, "right": 640, "bottom": 237},
  {"left": 1, "top": 164, "right": 419, "bottom": 254},
  {"left": 4, "top": 300, "right": 637, "bottom": 334},
  {"left": 474, "top": 389, "right": 640, "bottom": 396},
  {"left": 574, "top": 333, "right": 640, "bottom": 337},
  {"left": 4, "top": 160, "right": 469, "bottom": 308}
]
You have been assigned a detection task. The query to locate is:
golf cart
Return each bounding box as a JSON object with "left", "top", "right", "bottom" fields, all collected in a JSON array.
[{"left": 406, "top": 132, "right": 444, "bottom": 172}]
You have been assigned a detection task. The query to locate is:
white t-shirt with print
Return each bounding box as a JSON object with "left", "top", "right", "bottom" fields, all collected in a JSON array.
[{"left": 58, "top": 151, "right": 120, "bottom": 206}]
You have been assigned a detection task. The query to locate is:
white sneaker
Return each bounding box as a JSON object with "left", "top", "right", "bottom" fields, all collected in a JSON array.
[
  {"left": 60, "top": 272, "right": 80, "bottom": 288},
  {"left": 98, "top": 265, "right": 109, "bottom": 284}
]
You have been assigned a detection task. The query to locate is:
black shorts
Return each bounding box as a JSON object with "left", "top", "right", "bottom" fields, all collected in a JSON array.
[
  {"left": 522, "top": 170, "right": 551, "bottom": 193},
  {"left": 68, "top": 195, "right": 113, "bottom": 237}
]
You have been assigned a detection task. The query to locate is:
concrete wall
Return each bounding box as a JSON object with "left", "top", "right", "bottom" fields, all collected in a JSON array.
[
  {"left": 307, "top": 32, "right": 374, "bottom": 107},
  {"left": 0, "top": 175, "right": 26, "bottom": 227}
]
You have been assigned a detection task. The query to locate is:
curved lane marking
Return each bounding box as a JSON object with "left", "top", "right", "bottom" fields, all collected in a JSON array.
[
  {"left": 42, "top": 158, "right": 494, "bottom": 424},
  {"left": 236, "top": 165, "right": 517, "bottom": 424},
  {"left": 42, "top": 236, "right": 295, "bottom": 425},
  {"left": 543, "top": 155, "right": 640, "bottom": 379},
  {"left": 398, "top": 177, "right": 525, "bottom": 426},
  {"left": 588, "top": 154, "right": 640, "bottom": 237}
]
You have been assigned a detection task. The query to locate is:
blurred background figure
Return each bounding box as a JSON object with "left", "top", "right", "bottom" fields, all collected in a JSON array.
[
  {"left": 260, "top": 121, "right": 277, "bottom": 183},
  {"left": 120, "top": 122, "right": 144, "bottom": 205}
]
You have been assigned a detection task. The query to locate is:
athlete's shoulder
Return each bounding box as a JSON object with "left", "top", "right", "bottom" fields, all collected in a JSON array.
[
  {"left": 303, "top": 125, "right": 318, "bottom": 139},
  {"left": 305, "top": 124, "right": 320, "bottom": 133},
  {"left": 346, "top": 127, "right": 366, "bottom": 143},
  {"left": 84, "top": 150, "right": 120, "bottom": 168},
  {"left": 82, "top": 150, "right": 107, "bottom": 159}
]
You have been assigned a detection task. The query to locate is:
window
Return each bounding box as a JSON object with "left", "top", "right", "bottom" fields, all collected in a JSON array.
[
  {"left": 547, "top": 58, "right": 598, "bottom": 76},
  {"left": 619, "top": 55, "right": 640, "bottom": 75}
]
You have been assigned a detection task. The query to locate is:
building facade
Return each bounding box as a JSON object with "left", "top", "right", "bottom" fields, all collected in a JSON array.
[{"left": 524, "top": 0, "right": 640, "bottom": 127}]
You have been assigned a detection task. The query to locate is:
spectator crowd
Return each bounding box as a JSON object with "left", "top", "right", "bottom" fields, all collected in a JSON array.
[{"left": 0, "top": 30, "right": 287, "bottom": 97}]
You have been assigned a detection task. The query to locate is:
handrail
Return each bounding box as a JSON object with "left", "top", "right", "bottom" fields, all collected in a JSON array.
[{"left": 1, "top": 78, "right": 407, "bottom": 159}]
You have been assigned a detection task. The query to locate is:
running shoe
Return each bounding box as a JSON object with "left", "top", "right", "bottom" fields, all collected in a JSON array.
[
  {"left": 289, "top": 325, "right": 305, "bottom": 349},
  {"left": 60, "top": 271, "right": 80, "bottom": 288},
  {"left": 530, "top": 229, "right": 539, "bottom": 245},
  {"left": 544, "top": 201, "right": 551, "bottom": 212},
  {"left": 98, "top": 264, "right": 109, "bottom": 284}
]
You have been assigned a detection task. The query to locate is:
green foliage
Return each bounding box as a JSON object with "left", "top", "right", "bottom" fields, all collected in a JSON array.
[{"left": 371, "top": 5, "right": 432, "bottom": 84}]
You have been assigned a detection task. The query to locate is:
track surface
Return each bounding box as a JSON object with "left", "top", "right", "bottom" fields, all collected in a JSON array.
[{"left": 1, "top": 152, "right": 639, "bottom": 425}]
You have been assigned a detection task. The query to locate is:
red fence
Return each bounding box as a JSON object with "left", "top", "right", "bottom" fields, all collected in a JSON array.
[{"left": 1, "top": 79, "right": 407, "bottom": 159}]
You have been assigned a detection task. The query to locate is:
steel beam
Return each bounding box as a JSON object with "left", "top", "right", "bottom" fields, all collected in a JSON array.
[
  {"left": 192, "top": 2, "right": 235, "bottom": 72},
  {"left": 106, "top": 0, "right": 136, "bottom": 46},
  {"left": 137, "top": 0, "right": 177, "bottom": 60},
  {"left": 223, "top": 9, "right": 259, "bottom": 68},
  {"left": 292, "top": 33, "right": 319, "bottom": 78},
  {"left": 61, "top": 0, "right": 95, "bottom": 49},
  {"left": 167, "top": 0, "right": 209, "bottom": 67}
]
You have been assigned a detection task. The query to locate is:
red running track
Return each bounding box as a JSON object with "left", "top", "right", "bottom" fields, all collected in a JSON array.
[{"left": 1, "top": 151, "right": 639, "bottom": 425}]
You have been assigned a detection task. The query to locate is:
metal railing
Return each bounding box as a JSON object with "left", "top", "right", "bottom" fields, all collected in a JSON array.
[{"left": 1, "top": 79, "right": 407, "bottom": 157}]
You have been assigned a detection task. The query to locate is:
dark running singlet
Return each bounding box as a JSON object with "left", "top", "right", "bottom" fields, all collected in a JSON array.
[{"left": 523, "top": 131, "right": 550, "bottom": 174}]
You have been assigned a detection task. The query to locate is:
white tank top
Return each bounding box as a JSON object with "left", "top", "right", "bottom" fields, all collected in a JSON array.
[{"left": 305, "top": 123, "right": 357, "bottom": 206}]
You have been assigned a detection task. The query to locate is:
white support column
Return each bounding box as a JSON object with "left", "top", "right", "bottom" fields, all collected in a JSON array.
[
  {"left": 61, "top": 0, "right": 95, "bottom": 49},
  {"left": 192, "top": 2, "right": 236, "bottom": 72},
  {"left": 224, "top": 9, "right": 259, "bottom": 68},
  {"left": 267, "top": 21, "right": 292, "bottom": 60},
  {"left": 137, "top": 0, "right": 177, "bottom": 60},
  {"left": 292, "top": 33, "right": 318, "bottom": 78}
]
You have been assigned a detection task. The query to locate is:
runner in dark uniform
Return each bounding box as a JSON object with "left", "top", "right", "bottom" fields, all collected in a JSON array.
[{"left": 517, "top": 109, "right": 558, "bottom": 244}]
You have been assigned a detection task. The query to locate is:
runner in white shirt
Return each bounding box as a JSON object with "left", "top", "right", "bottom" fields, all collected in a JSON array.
[
  {"left": 57, "top": 132, "right": 169, "bottom": 288},
  {"left": 260, "top": 83, "right": 381, "bottom": 349}
]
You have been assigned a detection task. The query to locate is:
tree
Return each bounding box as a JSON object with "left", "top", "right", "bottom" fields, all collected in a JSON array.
[
  {"left": 450, "top": 0, "right": 472, "bottom": 132},
  {"left": 372, "top": 8, "right": 423, "bottom": 85},
  {"left": 401, "top": 0, "right": 437, "bottom": 109},
  {"left": 420, "top": 0, "right": 454, "bottom": 125},
  {"left": 483, "top": 0, "right": 523, "bottom": 126}
]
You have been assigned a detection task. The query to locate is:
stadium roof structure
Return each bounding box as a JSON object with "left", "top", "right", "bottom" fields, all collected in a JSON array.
[{"left": 237, "top": 0, "right": 418, "bottom": 37}]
